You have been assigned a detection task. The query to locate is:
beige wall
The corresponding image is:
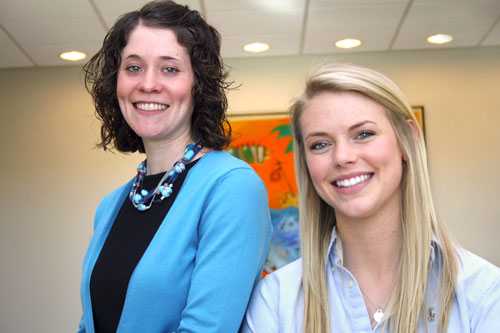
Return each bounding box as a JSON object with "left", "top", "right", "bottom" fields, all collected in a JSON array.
[{"left": 0, "top": 46, "right": 499, "bottom": 332}]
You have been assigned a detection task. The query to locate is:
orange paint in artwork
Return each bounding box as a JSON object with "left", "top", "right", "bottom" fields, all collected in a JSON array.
[{"left": 228, "top": 118, "right": 298, "bottom": 209}]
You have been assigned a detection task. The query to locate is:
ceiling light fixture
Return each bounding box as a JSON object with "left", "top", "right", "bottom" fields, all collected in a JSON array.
[
  {"left": 335, "top": 38, "right": 362, "bottom": 49},
  {"left": 243, "top": 42, "right": 270, "bottom": 53},
  {"left": 59, "top": 51, "right": 87, "bottom": 61},
  {"left": 426, "top": 34, "right": 453, "bottom": 45}
]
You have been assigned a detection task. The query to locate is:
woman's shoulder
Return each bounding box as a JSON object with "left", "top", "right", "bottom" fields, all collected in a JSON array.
[
  {"left": 454, "top": 249, "right": 500, "bottom": 329},
  {"left": 456, "top": 248, "right": 500, "bottom": 306},
  {"left": 99, "top": 180, "right": 133, "bottom": 206},
  {"left": 262, "top": 258, "right": 303, "bottom": 291},
  {"left": 243, "top": 259, "right": 303, "bottom": 333},
  {"left": 250, "top": 259, "right": 303, "bottom": 312},
  {"left": 457, "top": 249, "right": 500, "bottom": 283},
  {"left": 199, "top": 150, "right": 252, "bottom": 167},
  {"left": 192, "top": 150, "right": 262, "bottom": 181}
]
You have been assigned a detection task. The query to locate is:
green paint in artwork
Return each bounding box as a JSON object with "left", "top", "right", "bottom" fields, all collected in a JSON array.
[{"left": 271, "top": 124, "right": 294, "bottom": 153}]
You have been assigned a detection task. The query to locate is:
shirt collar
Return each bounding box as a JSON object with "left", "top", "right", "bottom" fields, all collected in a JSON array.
[
  {"left": 327, "top": 227, "right": 341, "bottom": 267},
  {"left": 429, "top": 235, "right": 441, "bottom": 264},
  {"left": 327, "top": 227, "right": 442, "bottom": 266}
]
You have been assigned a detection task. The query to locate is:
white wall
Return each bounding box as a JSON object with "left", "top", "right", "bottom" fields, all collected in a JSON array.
[{"left": 0, "top": 46, "right": 499, "bottom": 332}]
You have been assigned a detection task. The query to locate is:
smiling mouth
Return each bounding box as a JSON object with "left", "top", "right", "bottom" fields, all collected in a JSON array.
[
  {"left": 334, "top": 174, "right": 373, "bottom": 188},
  {"left": 134, "top": 102, "right": 168, "bottom": 111}
]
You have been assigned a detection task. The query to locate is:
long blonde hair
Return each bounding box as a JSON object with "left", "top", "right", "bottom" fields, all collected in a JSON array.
[{"left": 290, "top": 63, "right": 458, "bottom": 332}]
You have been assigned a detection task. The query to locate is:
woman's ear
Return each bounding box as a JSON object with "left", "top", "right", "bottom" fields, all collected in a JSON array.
[
  {"left": 407, "top": 118, "right": 420, "bottom": 142},
  {"left": 402, "top": 119, "right": 420, "bottom": 162}
]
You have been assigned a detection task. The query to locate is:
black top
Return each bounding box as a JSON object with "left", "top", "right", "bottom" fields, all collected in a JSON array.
[{"left": 90, "top": 160, "right": 198, "bottom": 332}]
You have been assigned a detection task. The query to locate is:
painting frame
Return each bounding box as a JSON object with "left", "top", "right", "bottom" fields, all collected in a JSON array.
[{"left": 412, "top": 106, "right": 425, "bottom": 137}]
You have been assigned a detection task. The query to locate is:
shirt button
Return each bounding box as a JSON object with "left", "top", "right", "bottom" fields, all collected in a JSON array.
[
  {"left": 331, "top": 267, "right": 335, "bottom": 272},
  {"left": 348, "top": 280, "right": 354, "bottom": 288}
]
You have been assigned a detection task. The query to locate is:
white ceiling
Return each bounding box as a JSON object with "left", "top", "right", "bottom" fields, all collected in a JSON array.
[{"left": 1, "top": 0, "right": 499, "bottom": 69}]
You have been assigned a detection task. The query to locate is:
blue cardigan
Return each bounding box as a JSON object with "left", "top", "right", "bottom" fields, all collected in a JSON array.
[{"left": 79, "top": 151, "right": 272, "bottom": 332}]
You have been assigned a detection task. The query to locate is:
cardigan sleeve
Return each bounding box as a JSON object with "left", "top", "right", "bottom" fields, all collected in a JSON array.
[
  {"left": 176, "top": 167, "right": 272, "bottom": 333},
  {"left": 78, "top": 194, "right": 110, "bottom": 333},
  {"left": 78, "top": 183, "right": 129, "bottom": 333},
  {"left": 77, "top": 316, "right": 86, "bottom": 333}
]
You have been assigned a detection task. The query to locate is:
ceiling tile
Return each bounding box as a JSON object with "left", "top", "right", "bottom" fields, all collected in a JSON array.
[
  {"left": 222, "top": 33, "right": 301, "bottom": 58},
  {"left": 0, "top": 0, "right": 499, "bottom": 68},
  {"left": 394, "top": 28, "right": 487, "bottom": 50},
  {"left": 27, "top": 42, "right": 102, "bottom": 67},
  {"left": 0, "top": 0, "right": 95, "bottom": 20},
  {"left": 393, "top": 0, "right": 500, "bottom": 49},
  {"left": 95, "top": 0, "right": 201, "bottom": 29},
  {"left": 2, "top": 16, "right": 106, "bottom": 66},
  {"left": 307, "top": 3, "right": 407, "bottom": 32},
  {"left": 94, "top": 0, "right": 200, "bottom": 17},
  {"left": 310, "top": 0, "right": 407, "bottom": 6},
  {"left": 0, "top": 28, "right": 33, "bottom": 68},
  {"left": 482, "top": 20, "right": 500, "bottom": 46},
  {"left": 303, "top": 28, "right": 394, "bottom": 54},
  {"left": 207, "top": 8, "right": 303, "bottom": 37},
  {"left": 205, "top": 0, "right": 304, "bottom": 11},
  {"left": 2, "top": 17, "right": 105, "bottom": 45}
]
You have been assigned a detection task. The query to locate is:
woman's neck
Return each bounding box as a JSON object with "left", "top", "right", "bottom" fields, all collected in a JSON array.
[
  {"left": 143, "top": 135, "right": 193, "bottom": 175},
  {"left": 337, "top": 213, "right": 402, "bottom": 324},
  {"left": 336, "top": 208, "right": 402, "bottom": 279}
]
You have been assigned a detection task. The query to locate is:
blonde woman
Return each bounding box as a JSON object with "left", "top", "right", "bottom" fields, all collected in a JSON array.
[{"left": 242, "top": 63, "right": 500, "bottom": 332}]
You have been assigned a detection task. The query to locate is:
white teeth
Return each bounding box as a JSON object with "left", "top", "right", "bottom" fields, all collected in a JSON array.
[
  {"left": 335, "top": 174, "right": 371, "bottom": 188},
  {"left": 135, "top": 103, "right": 168, "bottom": 111}
]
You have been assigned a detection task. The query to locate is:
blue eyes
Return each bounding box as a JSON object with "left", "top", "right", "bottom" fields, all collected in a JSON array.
[
  {"left": 356, "top": 131, "right": 374, "bottom": 139},
  {"left": 126, "top": 65, "right": 141, "bottom": 72},
  {"left": 310, "top": 142, "right": 329, "bottom": 150},
  {"left": 163, "top": 67, "right": 178, "bottom": 73},
  {"left": 124, "top": 66, "right": 178, "bottom": 73},
  {"left": 309, "top": 131, "right": 375, "bottom": 151}
]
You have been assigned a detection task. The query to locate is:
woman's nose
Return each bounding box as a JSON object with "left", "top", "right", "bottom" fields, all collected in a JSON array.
[
  {"left": 138, "top": 70, "right": 162, "bottom": 93},
  {"left": 333, "top": 141, "right": 357, "bottom": 167}
]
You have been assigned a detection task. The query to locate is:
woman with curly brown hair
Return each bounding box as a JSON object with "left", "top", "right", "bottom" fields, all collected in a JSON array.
[{"left": 78, "top": 1, "right": 271, "bottom": 332}]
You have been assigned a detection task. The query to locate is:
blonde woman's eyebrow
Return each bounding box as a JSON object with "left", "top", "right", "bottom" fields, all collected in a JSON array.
[
  {"left": 304, "top": 131, "right": 330, "bottom": 141},
  {"left": 349, "top": 120, "right": 376, "bottom": 131}
]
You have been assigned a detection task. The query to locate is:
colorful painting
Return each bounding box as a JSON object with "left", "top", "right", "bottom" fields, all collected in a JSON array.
[{"left": 226, "top": 116, "right": 300, "bottom": 275}]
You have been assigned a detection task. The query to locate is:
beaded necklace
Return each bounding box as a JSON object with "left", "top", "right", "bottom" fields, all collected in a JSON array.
[{"left": 129, "top": 142, "right": 203, "bottom": 211}]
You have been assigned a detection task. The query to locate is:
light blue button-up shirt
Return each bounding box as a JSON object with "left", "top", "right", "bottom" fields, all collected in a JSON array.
[{"left": 243, "top": 229, "right": 500, "bottom": 332}]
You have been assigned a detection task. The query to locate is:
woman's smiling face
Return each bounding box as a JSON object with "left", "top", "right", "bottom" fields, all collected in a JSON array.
[
  {"left": 116, "top": 25, "right": 195, "bottom": 146},
  {"left": 300, "top": 90, "right": 405, "bottom": 223}
]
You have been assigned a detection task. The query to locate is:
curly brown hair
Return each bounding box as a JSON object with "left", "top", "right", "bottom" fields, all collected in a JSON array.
[{"left": 83, "top": 0, "right": 232, "bottom": 153}]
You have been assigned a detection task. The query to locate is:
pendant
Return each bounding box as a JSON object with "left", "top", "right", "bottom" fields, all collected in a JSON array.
[{"left": 373, "top": 309, "right": 384, "bottom": 324}]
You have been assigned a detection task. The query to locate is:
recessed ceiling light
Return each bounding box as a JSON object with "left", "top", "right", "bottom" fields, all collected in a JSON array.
[
  {"left": 335, "top": 38, "right": 362, "bottom": 49},
  {"left": 426, "top": 34, "right": 453, "bottom": 45},
  {"left": 59, "top": 51, "right": 87, "bottom": 61},
  {"left": 243, "top": 42, "right": 270, "bottom": 53}
]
